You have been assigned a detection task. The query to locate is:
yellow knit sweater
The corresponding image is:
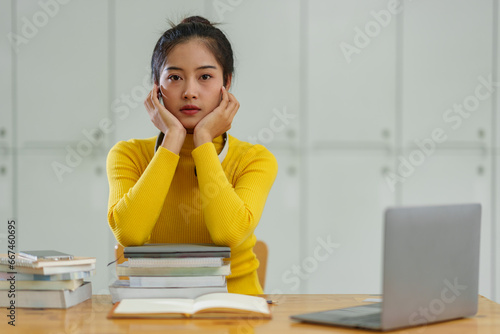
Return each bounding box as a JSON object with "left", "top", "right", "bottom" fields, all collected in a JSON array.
[{"left": 106, "top": 133, "right": 278, "bottom": 294}]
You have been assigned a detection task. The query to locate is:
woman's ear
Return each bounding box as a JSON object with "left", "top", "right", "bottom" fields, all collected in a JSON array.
[{"left": 225, "top": 74, "right": 232, "bottom": 91}]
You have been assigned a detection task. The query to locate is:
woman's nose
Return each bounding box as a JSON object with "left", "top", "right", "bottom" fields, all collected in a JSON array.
[{"left": 183, "top": 80, "right": 198, "bottom": 99}]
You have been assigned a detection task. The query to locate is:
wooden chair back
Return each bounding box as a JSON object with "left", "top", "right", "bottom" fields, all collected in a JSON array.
[{"left": 253, "top": 240, "right": 268, "bottom": 290}]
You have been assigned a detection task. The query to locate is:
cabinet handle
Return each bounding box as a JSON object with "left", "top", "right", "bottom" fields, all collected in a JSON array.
[
  {"left": 477, "top": 166, "right": 484, "bottom": 176},
  {"left": 477, "top": 128, "right": 485, "bottom": 139},
  {"left": 95, "top": 166, "right": 103, "bottom": 176},
  {"left": 381, "top": 166, "right": 390, "bottom": 175},
  {"left": 0, "top": 128, "right": 5, "bottom": 137},
  {"left": 381, "top": 129, "right": 390, "bottom": 139},
  {"left": 94, "top": 129, "right": 103, "bottom": 141},
  {"left": 0, "top": 166, "right": 6, "bottom": 175}
]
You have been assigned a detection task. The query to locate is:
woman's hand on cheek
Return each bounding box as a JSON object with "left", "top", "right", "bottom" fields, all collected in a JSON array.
[
  {"left": 144, "top": 83, "right": 186, "bottom": 153},
  {"left": 145, "top": 84, "right": 185, "bottom": 133},
  {"left": 193, "top": 86, "right": 239, "bottom": 147}
]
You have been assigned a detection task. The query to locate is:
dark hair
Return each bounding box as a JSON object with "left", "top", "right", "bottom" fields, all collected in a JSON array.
[{"left": 151, "top": 16, "right": 234, "bottom": 86}]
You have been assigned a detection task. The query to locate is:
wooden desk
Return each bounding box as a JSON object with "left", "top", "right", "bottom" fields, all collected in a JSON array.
[{"left": 1, "top": 294, "right": 499, "bottom": 333}]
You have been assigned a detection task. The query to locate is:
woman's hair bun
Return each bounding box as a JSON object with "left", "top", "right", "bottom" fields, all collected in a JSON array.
[{"left": 180, "top": 16, "right": 212, "bottom": 25}]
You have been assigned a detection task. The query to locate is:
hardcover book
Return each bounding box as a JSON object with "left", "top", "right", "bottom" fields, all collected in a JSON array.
[
  {"left": 0, "top": 278, "right": 84, "bottom": 291},
  {"left": 0, "top": 281, "right": 92, "bottom": 309},
  {"left": 0, "top": 270, "right": 95, "bottom": 281},
  {"left": 109, "top": 280, "right": 228, "bottom": 303},
  {"left": 129, "top": 275, "right": 226, "bottom": 288},
  {"left": 0, "top": 263, "right": 95, "bottom": 275},
  {"left": 117, "top": 262, "right": 231, "bottom": 277},
  {"left": 124, "top": 243, "right": 231, "bottom": 258},
  {"left": 0, "top": 255, "right": 95, "bottom": 267}
]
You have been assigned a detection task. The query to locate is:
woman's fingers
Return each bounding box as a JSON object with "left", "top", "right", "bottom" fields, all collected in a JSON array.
[
  {"left": 226, "top": 92, "right": 239, "bottom": 120},
  {"left": 144, "top": 91, "right": 154, "bottom": 113},
  {"left": 145, "top": 84, "right": 172, "bottom": 133},
  {"left": 150, "top": 83, "right": 162, "bottom": 110},
  {"left": 193, "top": 86, "right": 240, "bottom": 143},
  {"left": 217, "top": 88, "right": 237, "bottom": 118},
  {"left": 217, "top": 86, "right": 230, "bottom": 112}
]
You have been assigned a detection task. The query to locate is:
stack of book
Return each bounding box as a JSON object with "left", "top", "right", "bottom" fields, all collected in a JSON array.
[
  {"left": 0, "top": 251, "right": 95, "bottom": 308},
  {"left": 109, "top": 243, "right": 231, "bottom": 303}
]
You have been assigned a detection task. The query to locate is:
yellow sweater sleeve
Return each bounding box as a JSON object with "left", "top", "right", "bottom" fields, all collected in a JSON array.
[
  {"left": 191, "top": 142, "right": 278, "bottom": 248},
  {"left": 106, "top": 142, "right": 179, "bottom": 246}
]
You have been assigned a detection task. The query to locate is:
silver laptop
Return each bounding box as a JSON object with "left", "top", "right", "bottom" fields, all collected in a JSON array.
[{"left": 291, "top": 203, "right": 481, "bottom": 331}]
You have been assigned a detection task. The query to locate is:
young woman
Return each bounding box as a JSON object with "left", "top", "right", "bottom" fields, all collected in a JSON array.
[{"left": 106, "top": 16, "right": 278, "bottom": 294}]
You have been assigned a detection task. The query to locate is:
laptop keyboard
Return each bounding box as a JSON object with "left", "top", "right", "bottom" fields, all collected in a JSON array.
[
  {"left": 325, "top": 304, "right": 382, "bottom": 329},
  {"left": 338, "top": 312, "right": 382, "bottom": 328},
  {"left": 292, "top": 303, "right": 383, "bottom": 330}
]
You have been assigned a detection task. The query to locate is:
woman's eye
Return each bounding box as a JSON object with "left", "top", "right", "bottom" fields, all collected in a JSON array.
[
  {"left": 168, "top": 75, "right": 181, "bottom": 81},
  {"left": 200, "top": 74, "right": 212, "bottom": 80}
]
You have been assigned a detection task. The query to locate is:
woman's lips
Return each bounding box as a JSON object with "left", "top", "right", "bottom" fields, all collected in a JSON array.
[{"left": 180, "top": 105, "right": 200, "bottom": 115}]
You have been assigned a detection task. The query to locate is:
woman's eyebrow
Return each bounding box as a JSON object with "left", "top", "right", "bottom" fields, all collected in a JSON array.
[
  {"left": 196, "top": 65, "right": 217, "bottom": 70},
  {"left": 165, "top": 66, "right": 182, "bottom": 71},
  {"left": 164, "top": 65, "right": 217, "bottom": 71}
]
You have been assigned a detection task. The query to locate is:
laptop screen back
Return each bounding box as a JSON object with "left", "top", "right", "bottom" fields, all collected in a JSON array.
[{"left": 381, "top": 203, "right": 481, "bottom": 330}]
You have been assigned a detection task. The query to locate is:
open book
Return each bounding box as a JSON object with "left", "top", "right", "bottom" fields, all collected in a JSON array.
[{"left": 108, "top": 293, "right": 271, "bottom": 319}]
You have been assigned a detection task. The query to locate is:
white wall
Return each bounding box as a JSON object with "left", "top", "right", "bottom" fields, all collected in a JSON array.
[
  {"left": 0, "top": 0, "right": 13, "bottom": 227},
  {"left": 495, "top": 0, "right": 500, "bottom": 304},
  {"left": 1, "top": 0, "right": 498, "bottom": 301}
]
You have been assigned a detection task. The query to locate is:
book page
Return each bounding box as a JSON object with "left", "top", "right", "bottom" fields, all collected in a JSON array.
[
  {"left": 114, "top": 298, "right": 195, "bottom": 315},
  {"left": 193, "top": 293, "right": 270, "bottom": 314}
]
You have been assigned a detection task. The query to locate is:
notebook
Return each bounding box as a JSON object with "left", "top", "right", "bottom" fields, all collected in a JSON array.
[{"left": 291, "top": 203, "right": 481, "bottom": 331}]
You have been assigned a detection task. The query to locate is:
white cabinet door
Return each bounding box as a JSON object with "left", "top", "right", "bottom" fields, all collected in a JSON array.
[
  {"left": 401, "top": 152, "right": 492, "bottom": 300},
  {"left": 402, "top": 0, "right": 493, "bottom": 146},
  {"left": 207, "top": 0, "right": 300, "bottom": 148},
  {"left": 0, "top": 153, "right": 13, "bottom": 251},
  {"left": 113, "top": 0, "right": 207, "bottom": 143},
  {"left": 496, "top": 3, "right": 500, "bottom": 304},
  {"left": 497, "top": 2, "right": 500, "bottom": 154},
  {"left": 0, "top": 0, "right": 12, "bottom": 147},
  {"left": 254, "top": 149, "right": 301, "bottom": 294},
  {"left": 16, "top": 0, "right": 108, "bottom": 147},
  {"left": 305, "top": 151, "right": 395, "bottom": 294},
  {"left": 307, "top": 0, "right": 396, "bottom": 145},
  {"left": 17, "top": 152, "right": 112, "bottom": 293},
  {"left": 496, "top": 155, "right": 500, "bottom": 303}
]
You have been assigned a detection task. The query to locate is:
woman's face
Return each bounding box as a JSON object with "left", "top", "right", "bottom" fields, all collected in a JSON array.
[{"left": 158, "top": 39, "right": 230, "bottom": 131}]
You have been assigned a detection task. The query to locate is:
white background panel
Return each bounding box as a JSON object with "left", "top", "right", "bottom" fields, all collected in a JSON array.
[
  {"left": 0, "top": 0, "right": 13, "bottom": 147},
  {"left": 402, "top": 0, "right": 492, "bottom": 146},
  {"left": 307, "top": 0, "right": 396, "bottom": 144},
  {"left": 305, "top": 151, "right": 395, "bottom": 294},
  {"left": 16, "top": 0, "right": 108, "bottom": 146},
  {"left": 401, "top": 151, "right": 492, "bottom": 298},
  {"left": 254, "top": 149, "right": 301, "bottom": 294},
  {"left": 0, "top": 154, "right": 13, "bottom": 236},
  {"left": 17, "top": 152, "right": 112, "bottom": 293}
]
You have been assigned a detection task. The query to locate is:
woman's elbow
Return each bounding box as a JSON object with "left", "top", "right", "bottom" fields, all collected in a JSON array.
[
  {"left": 210, "top": 226, "right": 253, "bottom": 248},
  {"left": 113, "top": 231, "right": 149, "bottom": 247},
  {"left": 108, "top": 211, "right": 148, "bottom": 247}
]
